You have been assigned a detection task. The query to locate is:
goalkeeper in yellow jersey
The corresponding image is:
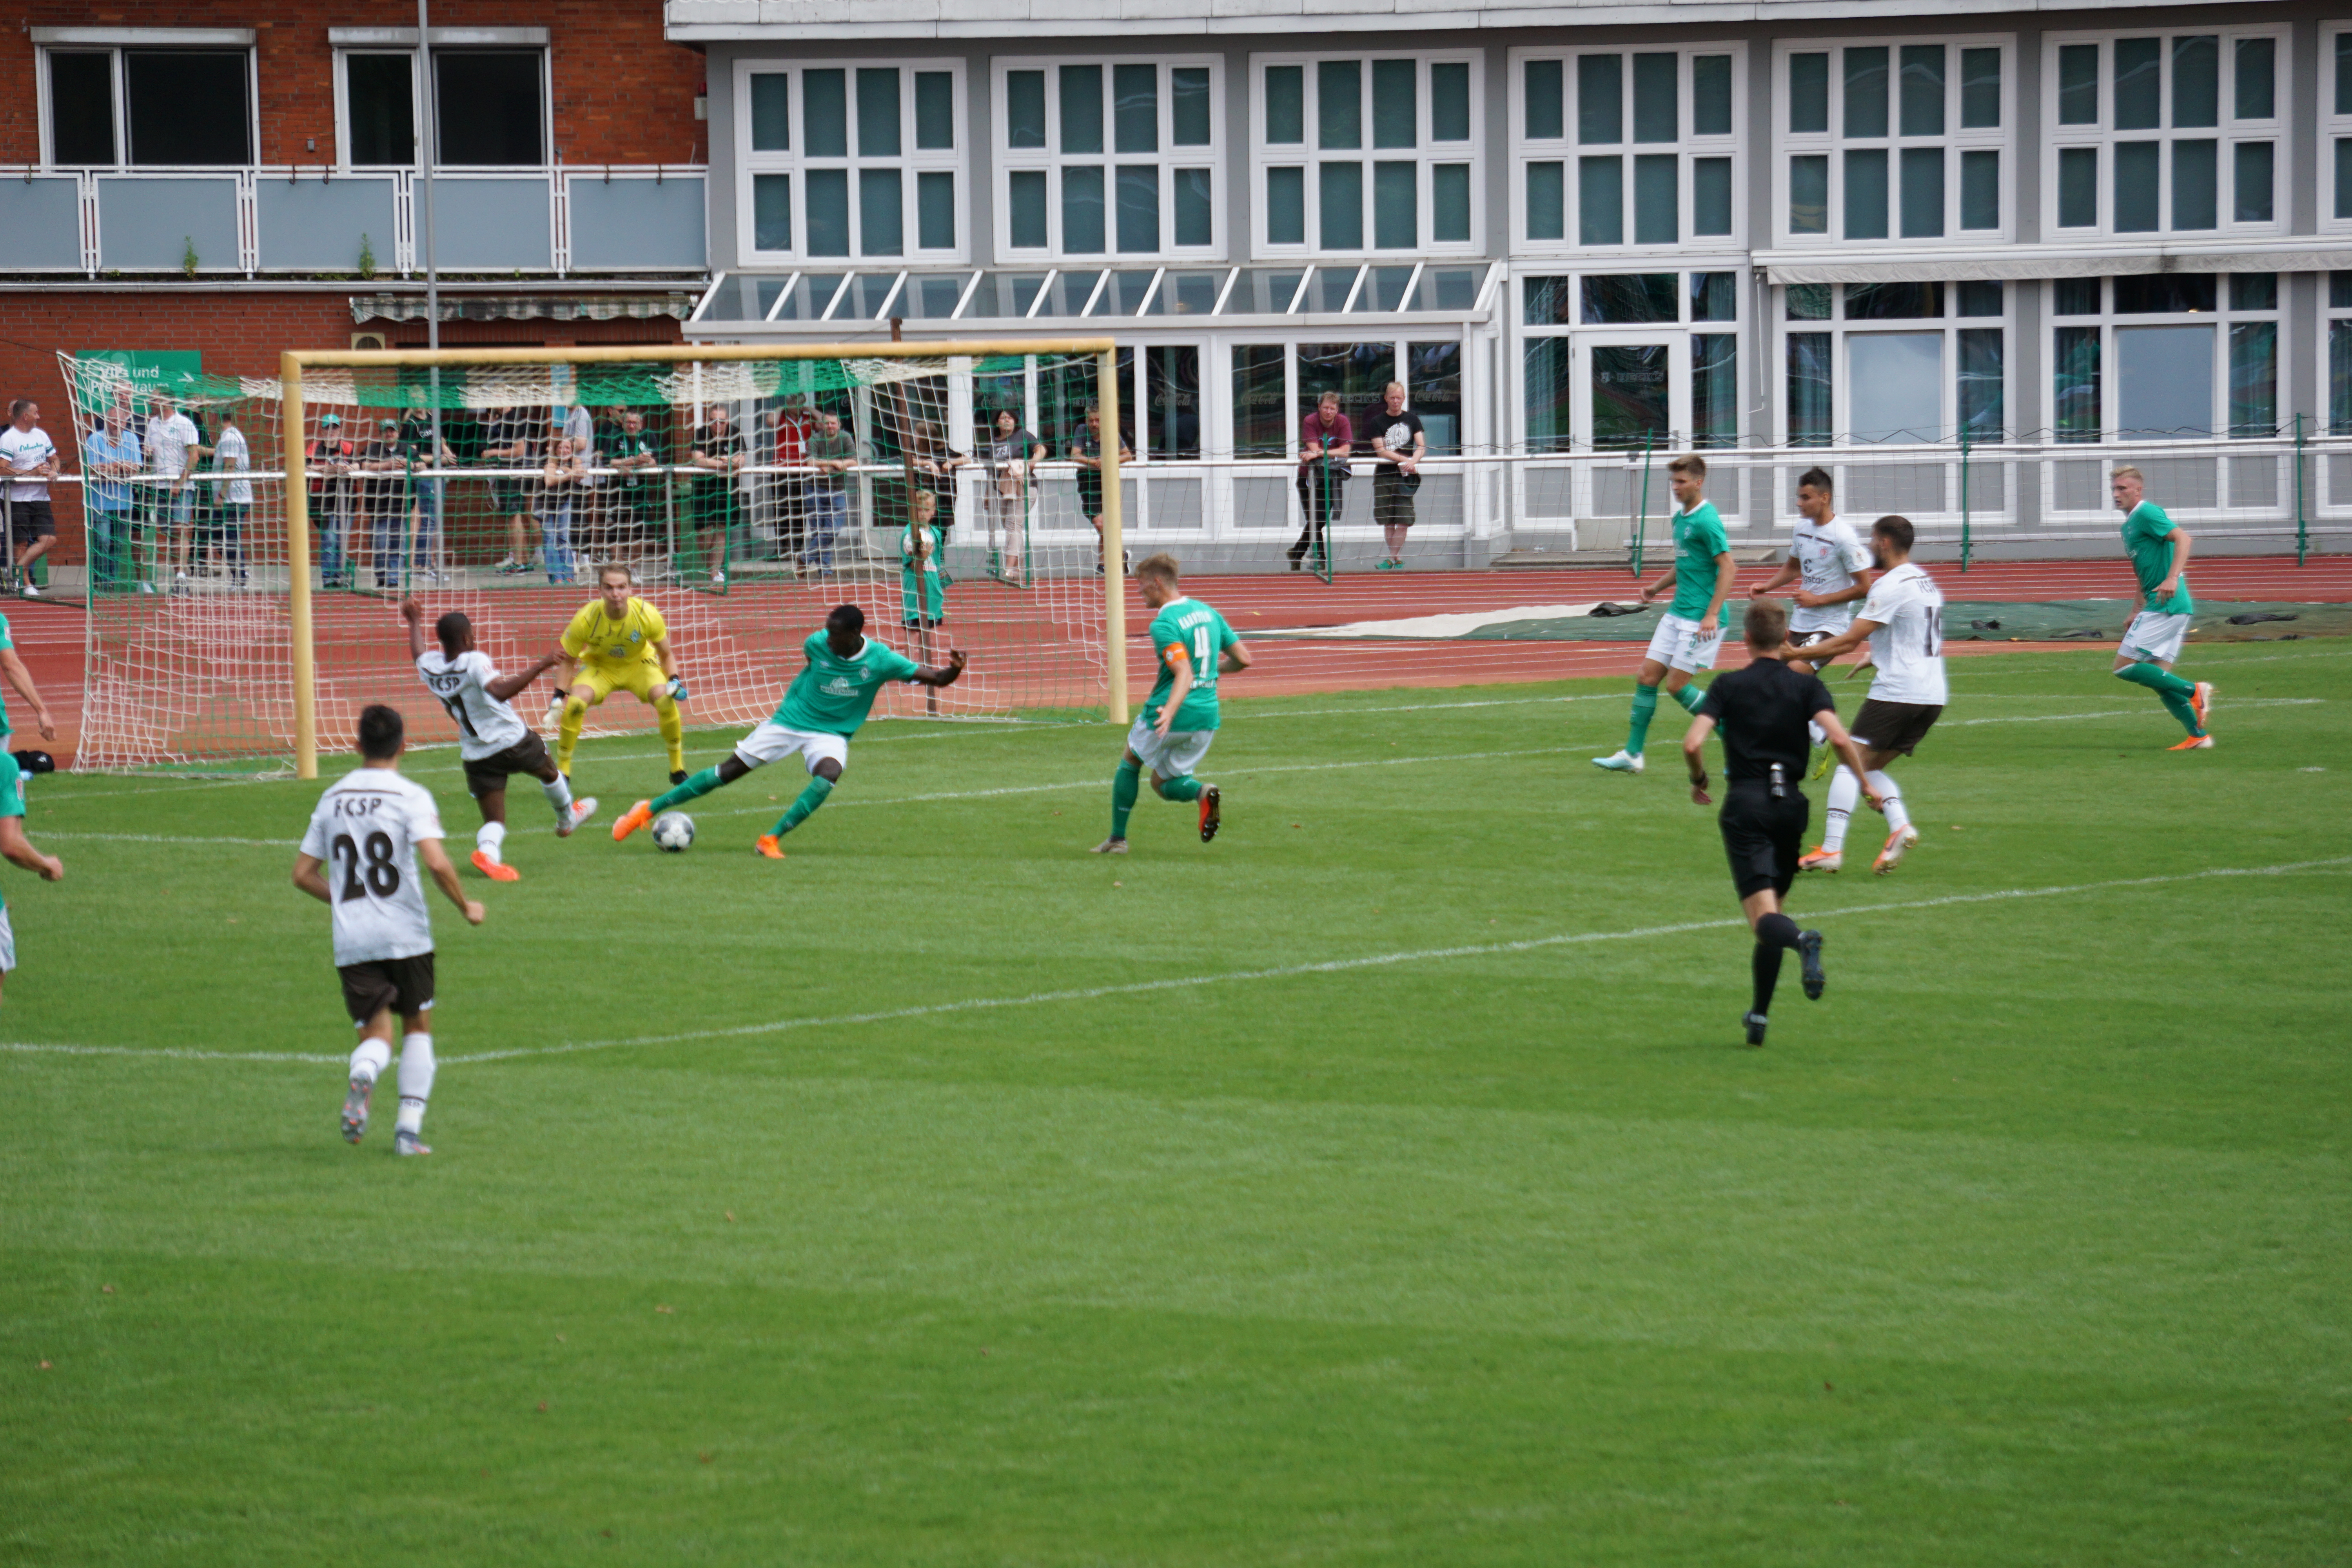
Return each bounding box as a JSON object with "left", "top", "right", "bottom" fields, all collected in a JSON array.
[{"left": 551, "top": 563, "right": 690, "bottom": 784}]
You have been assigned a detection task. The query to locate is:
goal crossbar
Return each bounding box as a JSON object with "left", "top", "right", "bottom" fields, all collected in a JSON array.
[{"left": 277, "top": 339, "right": 1127, "bottom": 779}]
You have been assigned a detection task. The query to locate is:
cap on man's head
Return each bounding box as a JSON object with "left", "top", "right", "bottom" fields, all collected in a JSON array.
[{"left": 319, "top": 413, "right": 343, "bottom": 427}]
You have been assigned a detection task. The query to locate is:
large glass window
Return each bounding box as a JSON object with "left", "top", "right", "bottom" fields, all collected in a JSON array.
[
  {"left": 1777, "top": 37, "right": 2008, "bottom": 244},
  {"left": 1777, "top": 280, "right": 2009, "bottom": 445},
  {"left": 2329, "top": 272, "right": 2352, "bottom": 434},
  {"left": 997, "top": 58, "right": 1220, "bottom": 261},
  {"left": 44, "top": 47, "right": 252, "bottom": 166},
  {"left": 2327, "top": 26, "right": 2352, "bottom": 229},
  {"left": 2044, "top": 29, "right": 2283, "bottom": 236},
  {"left": 740, "top": 62, "right": 965, "bottom": 263},
  {"left": 1515, "top": 45, "right": 1742, "bottom": 250},
  {"left": 2044, "top": 272, "right": 2279, "bottom": 440},
  {"left": 434, "top": 52, "right": 545, "bottom": 166},
  {"left": 344, "top": 54, "right": 416, "bottom": 166},
  {"left": 1254, "top": 54, "right": 1480, "bottom": 256},
  {"left": 1520, "top": 270, "right": 1742, "bottom": 451}
]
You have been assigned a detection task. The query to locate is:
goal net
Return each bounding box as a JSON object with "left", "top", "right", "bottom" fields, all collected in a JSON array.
[{"left": 57, "top": 344, "right": 1122, "bottom": 774}]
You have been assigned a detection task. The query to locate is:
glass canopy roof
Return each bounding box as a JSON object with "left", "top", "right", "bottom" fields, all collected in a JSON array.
[{"left": 690, "top": 262, "right": 1503, "bottom": 328}]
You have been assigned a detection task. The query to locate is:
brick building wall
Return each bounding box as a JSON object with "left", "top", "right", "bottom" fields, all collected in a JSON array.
[{"left": 2, "top": 2, "right": 705, "bottom": 167}]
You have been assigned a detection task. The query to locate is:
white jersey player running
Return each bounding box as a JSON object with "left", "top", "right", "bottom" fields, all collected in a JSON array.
[
  {"left": 293, "top": 705, "right": 485, "bottom": 1156},
  {"left": 404, "top": 598, "right": 594, "bottom": 882},
  {"left": 1751, "top": 466, "right": 1875, "bottom": 753},
  {"left": 1784, "top": 514, "right": 1947, "bottom": 876}
]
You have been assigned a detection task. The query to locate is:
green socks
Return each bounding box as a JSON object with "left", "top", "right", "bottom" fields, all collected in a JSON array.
[
  {"left": 1110, "top": 758, "right": 1140, "bottom": 838},
  {"left": 1158, "top": 774, "right": 1203, "bottom": 804},
  {"left": 652, "top": 766, "right": 722, "bottom": 811},
  {"left": 2116, "top": 662, "right": 2203, "bottom": 735},
  {"left": 770, "top": 774, "right": 834, "bottom": 836},
  {"left": 1626, "top": 683, "right": 1660, "bottom": 756},
  {"left": 1671, "top": 682, "right": 1707, "bottom": 714}
]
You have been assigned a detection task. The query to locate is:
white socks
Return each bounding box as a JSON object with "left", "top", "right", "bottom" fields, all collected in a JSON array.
[
  {"left": 543, "top": 775, "right": 574, "bottom": 819},
  {"left": 395, "top": 1033, "right": 434, "bottom": 1136},
  {"left": 1823, "top": 767, "right": 1858, "bottom": 851},
  {"left": 348, "top": 1035, "right": 392, "bottom": 1087},
  {"left": 1867, "top": 769, "right": 1910, "bottom": 836},
  {"left": 475, "top": 820, "right": 507, "bottom": 864}
]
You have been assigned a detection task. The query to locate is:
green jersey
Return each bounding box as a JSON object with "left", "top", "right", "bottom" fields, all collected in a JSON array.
[
  {"left": 2121, "top": 500, "right": 2192, "bottom": 615},
  {"left": 1666, "top": 501, "right": 1730, "bottom": 620},
  {"left": 772, "top": 631, "right": 924, "bottom": 736},
  {"left": 0, "top": 752, "right": 22, "bottom": 911},
  {"left": 1144, "top": 597, "right": 1240, "bottom": 732},
  {"left": 0, "top": 612, "right": 14, "bottom": 735}
]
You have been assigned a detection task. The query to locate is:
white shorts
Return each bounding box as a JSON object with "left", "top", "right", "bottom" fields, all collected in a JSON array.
[
  {"left": 1126, "top": 714, "right": 1215, "bottom": 779},
  {"left": 1645, "top": 613, "right": 1725, "bottom": 674},
  {"left": 733, "top": 720, "right": 849, "bottom": 776},
  {"left": 0, "top": 905, "right": 16, "bottom": 973},
  {"left": 2118, "top": 610, "right": 2192, "bottom": 666},
  {"left": 1789, "top": 606, "right": 1854, "bottom": 639}
]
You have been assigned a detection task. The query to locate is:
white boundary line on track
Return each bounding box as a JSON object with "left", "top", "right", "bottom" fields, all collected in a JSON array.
[{"left": 4, "top": 856, "right": 2345, "bottom": 1069}]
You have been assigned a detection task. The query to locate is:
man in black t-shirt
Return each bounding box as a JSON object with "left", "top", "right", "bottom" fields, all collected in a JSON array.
[
  {"left": 688, "top": 408, "right": 747, "bottom": 584},
  {"left": 1681, "top": 600, "right": 1881, "bottom": 1047},
  {"left": 1365, "top": 382, "right": 1425, "bottom": 571}
]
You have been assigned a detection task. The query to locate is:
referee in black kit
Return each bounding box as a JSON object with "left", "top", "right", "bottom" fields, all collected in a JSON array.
[{"left": 1682, "top": 601, "right": 1882, "bottom": 1047}]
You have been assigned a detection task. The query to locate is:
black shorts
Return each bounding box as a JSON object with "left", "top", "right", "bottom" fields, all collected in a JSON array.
[
  {"left": 492, "top": 479, "right": 532, "bottom": 517},
  {"left": 7, "top": 500, "right": 56, "bottom": 544},
  {"left": 1853, "top": 700, "right": 1944, "bottom": 757},
  {"left": 1076, "top": 476, "right": 1104, "bottom": 517},
  {"left": 339, "top": 953, "right": 436, "bottom": 1024},
  {"left": 1719, "top": 784, "right": 1810, "bottom": 900},
  {"left": 463, "top": 730, "right": 554, "bottom": 798}
]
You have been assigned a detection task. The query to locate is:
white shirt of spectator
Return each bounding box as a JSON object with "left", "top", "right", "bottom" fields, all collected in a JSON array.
[
  {"left": 214, "top": 424, "right": 253, "bottom": 505},
  {"left": 416, "top": 648, "right": 529, "bottom": 762},
  {"left": 146, "top": 412, "right": 200, "bottom": 480},
  {"left": 1857, "top": 562, "right": 1949, "bottom": 707},
  {"left": 0, "top": 425, "right": 57, "bottom": 502},
  {"left": 297, "top": 768, "right": 446, "bottom": 966}
]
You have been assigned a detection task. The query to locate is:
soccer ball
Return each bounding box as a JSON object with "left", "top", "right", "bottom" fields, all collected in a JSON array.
[{"left": 650, "top": 811, "right": 696, "bottom": 852}]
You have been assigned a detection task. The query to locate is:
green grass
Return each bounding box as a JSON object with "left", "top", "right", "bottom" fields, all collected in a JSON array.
[{"left": 4, "top": 642, "right": 2348, "bottom": 1566}]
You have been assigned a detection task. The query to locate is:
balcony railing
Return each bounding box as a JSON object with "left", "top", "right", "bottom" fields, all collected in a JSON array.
[{"left": 0, "top": 165, "right": 707, "bottom": 277}]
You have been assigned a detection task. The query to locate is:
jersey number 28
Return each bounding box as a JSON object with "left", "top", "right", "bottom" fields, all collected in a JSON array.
[{"left": 331, "top": 831, "right": 402, "bottom": 901}]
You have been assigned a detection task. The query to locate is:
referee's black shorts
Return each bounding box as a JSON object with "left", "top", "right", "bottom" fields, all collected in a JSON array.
[{"left": 1719, "top": 782, "right": 1809, "bottom": 900}]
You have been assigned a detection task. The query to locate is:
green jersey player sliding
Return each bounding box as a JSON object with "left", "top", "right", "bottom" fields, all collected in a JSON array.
[
  {"left": 1093, "top": 553, "right": 1254, "bottom": 854},
  {"left": 612, "top": 604, "right": 966, "bottom": 857}
]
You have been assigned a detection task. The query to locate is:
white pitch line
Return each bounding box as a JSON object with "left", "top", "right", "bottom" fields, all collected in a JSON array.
[{"left": 4, "top": 856, "right": 2343, "bottom": 1070}]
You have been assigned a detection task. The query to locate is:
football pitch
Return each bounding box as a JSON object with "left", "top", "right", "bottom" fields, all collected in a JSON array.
[{"left": 3, "top": 641, "right": 2347, "bottom": 1565}]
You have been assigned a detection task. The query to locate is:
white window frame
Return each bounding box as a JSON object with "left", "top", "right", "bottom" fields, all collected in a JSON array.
[
  {"left": 1771, "top": 35, "right": 2013, "bottom": 249},
  {"left": 1508, "top": 44, "right": 1746, "bottom": 258},
  {"left": 2323, "top": 23, "right": 2352, "bottom": 236},
  {"left": 1774, "top": 281, "right": 2013, "bottom": 447},
  {"left": 993, "top": 55, "right": 1226, "bottom": 265},
  {"left": 34, "top": 41, "right": 260, "bottom": 169},
  {"left": 331, "top": 45, "right": 554, "bottom": 171},
  {"left": 333, "top": 49, "right": 421, "bottom": 170},
  {"left": 2040, "top": 26, "right": 2288, "bottom": 241},
  {"left": 733, "top": 58, "right": 971, "bottom": 268},
  {"left": 1512, "top": 267, "right": 1748, "bottom": 453},
  {"left": 2040, "top": 274, "right": 2283, "bottom": 445},
  {"left": 2327, "top": 272, "right": 2352, "bottom": 439},
  {"left": 1248, "top": 51, "right": 1483, "bottom": 261}
]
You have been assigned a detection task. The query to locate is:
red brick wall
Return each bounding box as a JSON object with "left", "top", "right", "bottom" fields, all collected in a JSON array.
[
  {"left": 3, "top": 3, "right": 704, "bottom": 167},
  {"left": 2, "top": 290, "right": 686, "bottom": 563}
]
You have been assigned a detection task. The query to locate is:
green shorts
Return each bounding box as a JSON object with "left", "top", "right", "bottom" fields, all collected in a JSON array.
[{"left": 900, "top": 568, "right": 945, "bottom": 626}]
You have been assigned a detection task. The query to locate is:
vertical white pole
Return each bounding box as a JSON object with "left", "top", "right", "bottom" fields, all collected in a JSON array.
[{"left": 1099, "top": 348, "right": 1127, "bottom": 726}]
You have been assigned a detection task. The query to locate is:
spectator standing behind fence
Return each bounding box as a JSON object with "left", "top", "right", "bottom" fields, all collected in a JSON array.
[
  {"left": 804, "top": 410, "right": 858, "bottom": 578},
  {"left": 207, "top": 405, "right": 252, "bottom": 586},
  {"left": 306, "top": 413, "right": 355, "bottom": 592},
  {"left": 1288, "top": 390, "right": 1351, "bottom": 573},
  {"left": 484, "top": 405, "right": 540, "bottom": 575},
  {"left": 397, "top": 408, "right": 454, "bottom": 584},
  {"left": 771, "top": 399, "right": 815, "bottom": 573},
  {"left": 146, "top": 396, "right": 205, "bottom": 595},
  {"left": 82, "top": 403, "right": 141, "bottom": 593},
  {"left": 540, "top": 429, "right": 587, "bottom": 586},
  {"left": 688, "top": 407, "right": 746, "bottom": 585},
  {"left": 0, "top": 401, "right": 60, "bottom": 599},
  {"left": 356, "top": 419, "right": 410, "bottom": 591},
  {"left": 982, "top": 408, "right": 1043, "bottom": 582},
  {"left": 1366, "top": 382, "right": 1425, "bottom": 572},
  {"left": 1069, "top": 404, "right": 1131, "bottom": 578},
  {"left": 603, "top": 410, "right": 661, "bottom": 567}
]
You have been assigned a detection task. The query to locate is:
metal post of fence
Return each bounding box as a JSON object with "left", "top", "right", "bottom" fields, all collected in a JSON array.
[
  {"left": 2294, "top": 412, "right": 2308, "bottom": 567},
  {"left": 1630, "top": 431, "right": 1652, "bottom": 579},
  {"left": 1958, "top": 426, "right": 1971, "bottom": 573}
]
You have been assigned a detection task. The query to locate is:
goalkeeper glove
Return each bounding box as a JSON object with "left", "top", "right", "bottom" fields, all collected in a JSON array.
[
  {"left": 664, "top": 679, "right": 689, "bottom": 704},
  {"left": 545, "top": 687, "right": 569, "bottom": 722}
]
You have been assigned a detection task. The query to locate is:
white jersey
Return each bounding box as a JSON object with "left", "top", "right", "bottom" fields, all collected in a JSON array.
[
  {"left": 146, "top": 413, "right": 199, "bottom": 479},
  {"left": 416, "top": 648, "right": 529, "bottom": 761},
  {"left": 213, "top": 424, "right": 252, "bottom": 505},
  {"left": 1787, "top": 515, "right": 1873, "bottom": 633},
  {"left": 298, "top": 768, "right": 445, "bottom": 966},
  {"left": 0, "top": 425, "right": 57, "bottom": 501},
  {"left": 1857, "top": 561, "right": 1949, "bottom": 706}
]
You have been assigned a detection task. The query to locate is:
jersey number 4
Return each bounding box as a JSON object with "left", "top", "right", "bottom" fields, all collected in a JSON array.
[
  {"left": 1191, "top": 626, "right": 1214, "bottom": 677},
  {"left": 331, "top": 831, "right": 402, "bottom": 901}
]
